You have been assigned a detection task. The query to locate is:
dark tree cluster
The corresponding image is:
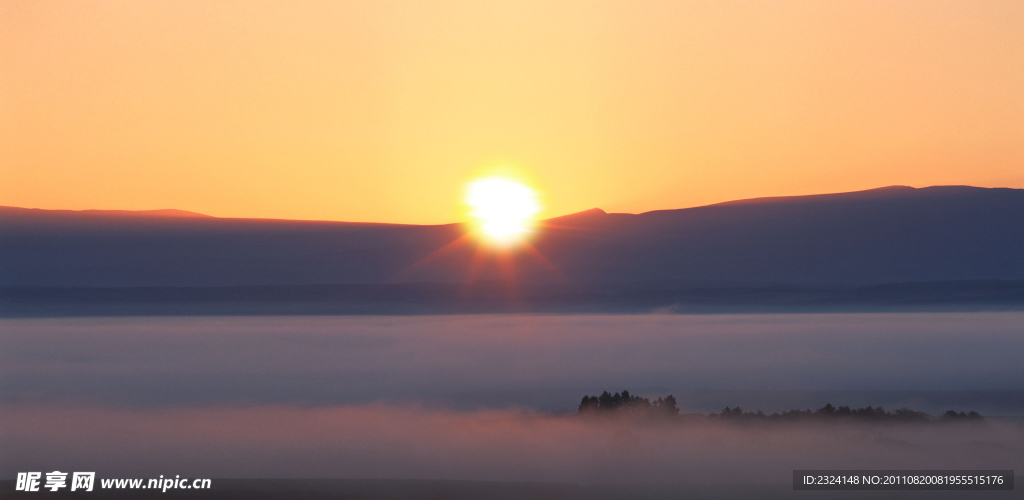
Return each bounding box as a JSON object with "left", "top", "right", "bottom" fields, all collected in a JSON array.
[
  {"left": 576, "top": 392, "right": 983, "bottom": 423},
  {"left": 578, "top": 390, "right": 679, "bottom": 417},
  {"left": 942, "top": 410, "right": 982, "bottom": 420},
  {"left": 712, "top": 403, "right": 931, "bottom": 422}
]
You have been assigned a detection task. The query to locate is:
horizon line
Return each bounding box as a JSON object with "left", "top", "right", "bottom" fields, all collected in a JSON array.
[{"left": 2, "top": 184, "right": 1018, "bottom": 226}]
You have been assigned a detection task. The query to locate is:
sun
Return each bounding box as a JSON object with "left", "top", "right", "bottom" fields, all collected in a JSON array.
[{"left": 465, "top": 177, "right": 540, "bottom": 243}]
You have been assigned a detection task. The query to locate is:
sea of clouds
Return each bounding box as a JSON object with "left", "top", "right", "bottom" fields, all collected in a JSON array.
[{"left": 2, "top": 313, "right": 1022, "bottom": 481}]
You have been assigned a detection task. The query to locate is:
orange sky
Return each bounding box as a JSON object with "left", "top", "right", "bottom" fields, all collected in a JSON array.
[{"left": 2, "top": 0, "right": 1022, "bottom": 224}]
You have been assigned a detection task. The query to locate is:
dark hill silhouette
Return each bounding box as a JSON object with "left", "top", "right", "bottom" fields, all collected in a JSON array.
[
  {"left": 0, "top": 206, "right": 213, "bottom": 219},
  {"left": 1, "top": 185, "right": 1022, "bottom": 289}
]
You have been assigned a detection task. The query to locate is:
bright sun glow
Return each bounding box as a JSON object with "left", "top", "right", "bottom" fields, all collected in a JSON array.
[{"left": 465, "top": 178, "right": 540, "bottom": 243}]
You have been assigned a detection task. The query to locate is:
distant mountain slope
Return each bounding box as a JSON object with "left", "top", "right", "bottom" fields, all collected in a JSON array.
[
  {"left": 0, "top": 206, "right": 212, "bottom": 219},
  {"left": 525, "top": 185, "right": 1024, "bottom": 286},
  {"left": 1, "top": 186, "right": 1022, "bottom": 287}
]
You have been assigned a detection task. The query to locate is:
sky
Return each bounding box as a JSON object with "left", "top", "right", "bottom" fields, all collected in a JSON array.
[{"left": 2, "top": 0, "right": 1022, "bottom": 224}]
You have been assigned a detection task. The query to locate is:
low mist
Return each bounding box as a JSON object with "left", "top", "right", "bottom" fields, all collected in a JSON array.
[
  {"left": 2, "top": 313, "right": 1022, "bottom": 412},
  {"left": 2, "top": 403, "right": 1021, "bottom": 483},
  {"left": 2, "top": 313, "right": 1022, "bottom": 482}
]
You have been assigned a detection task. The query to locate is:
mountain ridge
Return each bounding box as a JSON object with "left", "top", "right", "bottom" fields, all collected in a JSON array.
[
  {"left": 2, "top": 185, "right": 1022, "bottom": 288},
  {"left": 8, "top": 184, "right": 1016, "bottom": 225}
]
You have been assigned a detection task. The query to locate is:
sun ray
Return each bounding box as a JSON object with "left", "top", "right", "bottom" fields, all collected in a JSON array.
[
  {"left": 386, "top": 232, "right": 475, "bottom": 283},
  {"left": 518, "top": 240, "right": 570, "bottom": 284}
]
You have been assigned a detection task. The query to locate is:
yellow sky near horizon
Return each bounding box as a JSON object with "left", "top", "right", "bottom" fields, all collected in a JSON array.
[{"left": 2, "top": 0, "right": 1022, "bottom": 224}]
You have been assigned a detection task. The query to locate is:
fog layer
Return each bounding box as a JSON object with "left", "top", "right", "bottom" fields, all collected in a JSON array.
[
  {"left": 2, "top": 313, "right": 1022, "bottom": 411},
  {"left": 3, "top": 404, "right": 1022, "bottom": 482},
  {"left": 3, "top": 313, "right": 1022, "bottom": 482}
]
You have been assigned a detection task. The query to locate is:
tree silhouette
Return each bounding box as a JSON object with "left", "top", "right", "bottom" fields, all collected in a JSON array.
[
  {"left": 942, "top": 410, "right": 983, "bottom": 420},
  {"left": 578, "top": 395, "right": 600, "bottom": 413},
  {"left": 576, "top": 391, "right": 981, "bottom": 423},
  {"left": 578, "top": 390, "right": 677, "bottom": 418},
  {"left": 653, "top": 395, "right": 679, "bottom": 416}
]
